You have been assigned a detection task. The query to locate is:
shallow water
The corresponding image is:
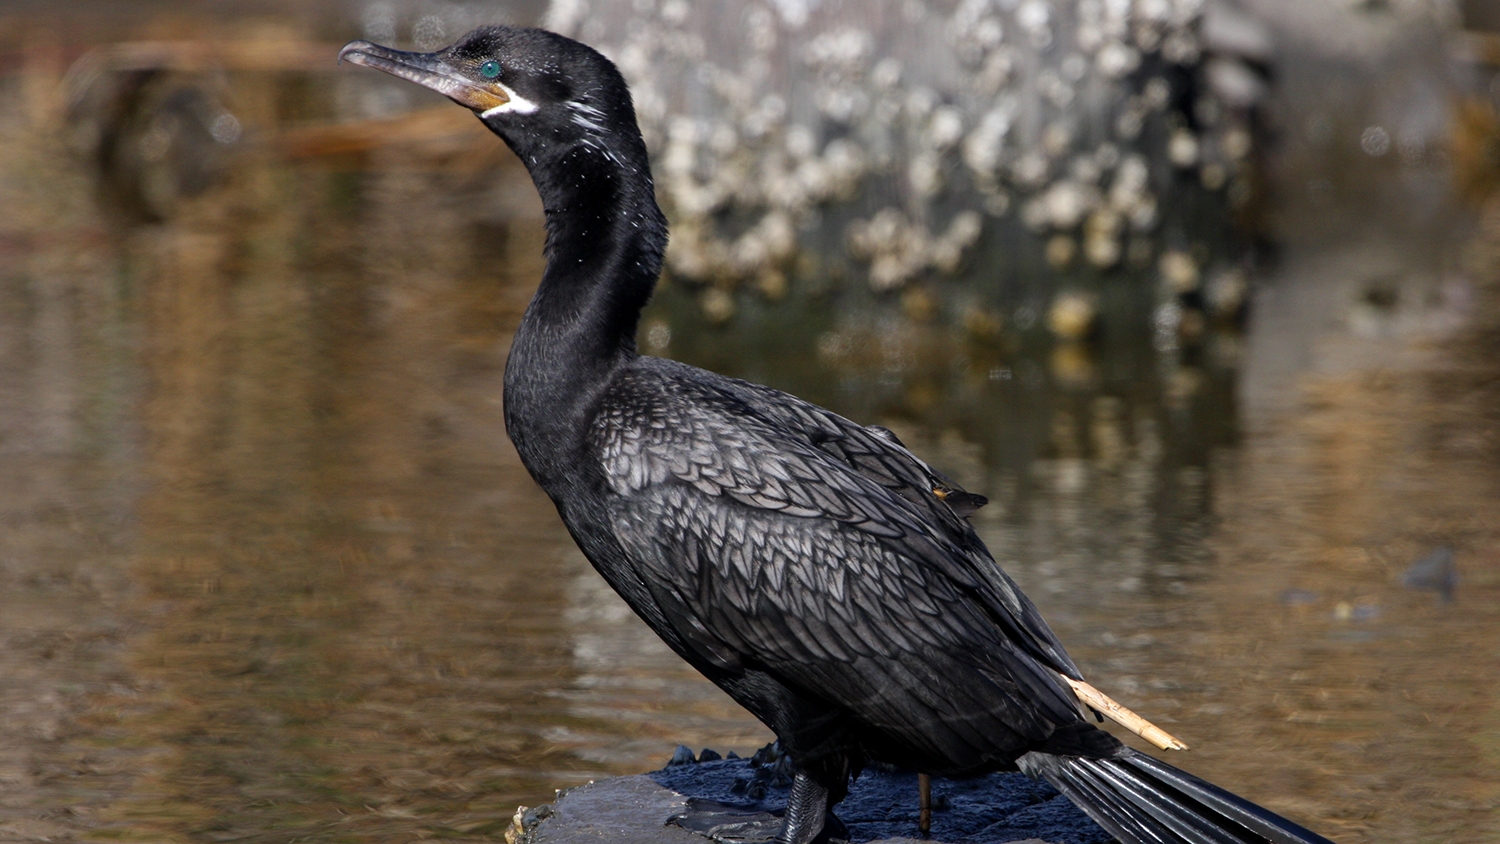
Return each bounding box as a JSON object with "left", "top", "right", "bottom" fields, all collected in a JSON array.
[{"left": 2, "top": 8, "right": 1498, "bottom": 844}]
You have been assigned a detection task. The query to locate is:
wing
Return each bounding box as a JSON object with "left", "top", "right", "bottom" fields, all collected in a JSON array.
[
  {"left": 590, "top": 362, "right": 1088, "bottom": 764},
  {"left": 720, "top": 375, "right": 992, "bottom": 539}
]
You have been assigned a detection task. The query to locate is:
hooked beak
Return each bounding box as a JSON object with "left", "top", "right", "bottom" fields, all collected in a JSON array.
[{"left": 339, "top": 40, "right": 510, "bottom": 113}]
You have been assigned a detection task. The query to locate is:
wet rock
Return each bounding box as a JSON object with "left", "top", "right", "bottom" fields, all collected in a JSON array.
[{"left": 518, "top": 752, "right": 1107, "bottom": 844}]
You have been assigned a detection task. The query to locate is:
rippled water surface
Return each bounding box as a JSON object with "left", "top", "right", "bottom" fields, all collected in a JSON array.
[{"left": 2, "top": 6, "right": 1499, "bottom": 844}]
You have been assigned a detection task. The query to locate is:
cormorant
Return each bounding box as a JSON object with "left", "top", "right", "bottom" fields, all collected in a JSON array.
[{"left": 340, "top": 27, "right": 1337, "bottom": 844}]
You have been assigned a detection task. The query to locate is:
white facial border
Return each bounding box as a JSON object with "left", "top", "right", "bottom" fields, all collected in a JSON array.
[{"left": 482, "top": 82, "right": 539, "bottom": 117}]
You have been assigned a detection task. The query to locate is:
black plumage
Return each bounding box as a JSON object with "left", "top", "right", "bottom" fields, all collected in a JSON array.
[{"left": 340, "top": 27, "right": 1337, "bottom": 844}]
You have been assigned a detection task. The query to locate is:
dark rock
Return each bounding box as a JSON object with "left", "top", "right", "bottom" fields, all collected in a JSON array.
[
  {"left": 749, "top": 740, "right": 781, "bottom": 767},
  {"left": 526, "top": 775, "right": 687, "bottom": 844},
  {"left": 518, "top": 755, "right": 1109, "bottom": 843},
  {"left": 669, "top": 745, "right": 698, "bottom": 766}
]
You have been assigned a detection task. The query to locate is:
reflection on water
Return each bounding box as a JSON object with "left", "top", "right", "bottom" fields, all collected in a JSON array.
[{"left": 1, "top": 8, "right": 1498, "bottom": 844}]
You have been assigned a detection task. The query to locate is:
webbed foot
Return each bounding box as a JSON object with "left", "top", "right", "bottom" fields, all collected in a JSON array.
[
  {"left": 667, "top": 789, "right": 847, "bottom": 843},
  {"left": 668, "top": 798, "right": 783, "bottom": 842}
]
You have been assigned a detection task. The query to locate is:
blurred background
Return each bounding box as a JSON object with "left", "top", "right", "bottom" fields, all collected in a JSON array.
[{"left": 1, "top": 0, "right": 1498, "bottom": 842}]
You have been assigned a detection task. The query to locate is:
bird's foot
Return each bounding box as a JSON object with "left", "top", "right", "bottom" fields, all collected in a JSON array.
[{"left": 667, "top": 798, "right": 848, "bottom": 843}]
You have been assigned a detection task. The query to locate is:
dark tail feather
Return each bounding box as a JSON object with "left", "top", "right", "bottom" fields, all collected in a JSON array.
[{"left": 1018, "top": 748, "right": 1336, "bottom": 844}]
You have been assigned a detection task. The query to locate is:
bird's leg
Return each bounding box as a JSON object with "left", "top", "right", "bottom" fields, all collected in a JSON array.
[
  {"left": 918, "top": 772, "right": 932, "bottom": 835},
  {"left": 776, "top": 771, "right": 829, "bottom": 844}
]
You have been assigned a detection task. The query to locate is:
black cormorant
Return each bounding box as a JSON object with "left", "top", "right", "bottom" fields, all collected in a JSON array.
[{"left": 340, "top": 27, "right": 1337, "bottom": 844}]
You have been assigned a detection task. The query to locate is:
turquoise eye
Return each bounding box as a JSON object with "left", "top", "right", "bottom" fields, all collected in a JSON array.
[{"left": 479, "top": 60, "right": 501, "bottom": 79}]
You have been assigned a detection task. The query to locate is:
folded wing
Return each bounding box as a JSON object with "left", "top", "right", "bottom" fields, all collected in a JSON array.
[{"left": 591, "top": 361, "right": 1102, "bottom": 768}]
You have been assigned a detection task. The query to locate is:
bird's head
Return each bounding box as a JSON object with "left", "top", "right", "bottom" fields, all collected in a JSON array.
[
  {"left": 339, "top": 25, "right": 667, "bottom": 317},
  {"left": 339, "top": 26, "right": 639, "bottom": 162}
]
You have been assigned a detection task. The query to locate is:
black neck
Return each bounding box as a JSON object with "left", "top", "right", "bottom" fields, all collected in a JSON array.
[
  {"left": 527, "top": 136, "right": 663, "bottom": 359},
  {"left": 500, "top": 129, "right": 666, "bottom": 481}
]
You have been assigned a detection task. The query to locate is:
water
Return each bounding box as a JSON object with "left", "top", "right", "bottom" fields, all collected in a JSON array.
[{"left": 2, "top": 5, "right": 1498, "bottom": 844}]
